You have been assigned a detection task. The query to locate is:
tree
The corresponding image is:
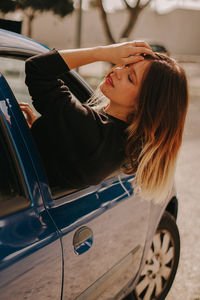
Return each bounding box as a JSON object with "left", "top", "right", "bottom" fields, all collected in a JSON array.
[
  {"left": 0, "top": 0, "right": 74, "bottom": 37},
  {"left": 91, "top": 0, "right": 152, "bottom": 44},
  {"left": 0, "top": 0, "right": 16, "bottom": 16}
]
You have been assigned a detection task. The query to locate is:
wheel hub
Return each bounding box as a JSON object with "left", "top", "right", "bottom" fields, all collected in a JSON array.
[{"left": 135, "top": 228, "right": 176, "bottom": 300}]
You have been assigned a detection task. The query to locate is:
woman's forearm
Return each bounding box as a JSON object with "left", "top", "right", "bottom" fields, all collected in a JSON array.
[
  {"left": 58, "top": 41, "right": 154, "bottom": 70},
  {"left": 58, "top": 46, "right": 107, "bottom": 69}
]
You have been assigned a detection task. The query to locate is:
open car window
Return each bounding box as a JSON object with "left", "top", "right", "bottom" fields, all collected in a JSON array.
[
  {"left": 0, "top": 56, "right": 29, "bottom": 102},
  {"left": 0, "top": 55, "right": 93, "bottom": 199},
  {"left": 0, "top": 56, "right": 85, "bottom": 112},
  {"left": 0, "top": 56, "right": 39, "bottom": 115}
]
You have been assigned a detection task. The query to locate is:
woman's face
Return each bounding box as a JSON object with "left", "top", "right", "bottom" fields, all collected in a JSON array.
[{"left": 100, "top": 60, "right": 151, "bottom": 111}]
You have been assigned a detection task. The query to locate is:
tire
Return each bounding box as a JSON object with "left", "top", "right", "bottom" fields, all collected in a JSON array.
[{"left": 128, "top": 211, "right": 180, "bottom": 300}]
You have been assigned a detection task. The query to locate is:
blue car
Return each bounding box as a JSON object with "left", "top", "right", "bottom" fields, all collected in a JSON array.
[{"left": 0, "top": 29, "right": 180, "bottom": 300}]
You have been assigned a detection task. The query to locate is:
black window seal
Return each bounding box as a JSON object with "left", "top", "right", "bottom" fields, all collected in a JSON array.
[{"left": 0, "top": 113, "right": 31, "bottom": 217}]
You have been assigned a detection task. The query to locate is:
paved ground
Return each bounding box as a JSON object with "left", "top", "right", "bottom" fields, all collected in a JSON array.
[{"left": 166, "top": 61, "right": 200, "bottom": 300}]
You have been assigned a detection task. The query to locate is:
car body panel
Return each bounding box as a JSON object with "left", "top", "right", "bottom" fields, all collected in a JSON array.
[
  {"left": 0, "top": 206, "right": 62, "bottom": 300},
  {"left": 0, "top": 74, "right": 63, "bottom": 299},
  {"left": 47, "top": 176, "right": 150, "bottom": 299},
  {"left": 0, "top": 29, "right": 178, "bottom": 300}
]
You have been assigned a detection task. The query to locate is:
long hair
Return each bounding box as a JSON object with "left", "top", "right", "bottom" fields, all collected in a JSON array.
[{"left": 123, "top": 53, "right": 189, "bottom": 203}]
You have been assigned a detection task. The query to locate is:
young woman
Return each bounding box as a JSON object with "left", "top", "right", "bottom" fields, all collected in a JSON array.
[{"left": 20, "top": 41, "right": 188, "bottom": 203}]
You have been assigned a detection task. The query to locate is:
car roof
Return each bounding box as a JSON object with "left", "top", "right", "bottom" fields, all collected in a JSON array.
[
  {"left": 0, "top": 29, "right": 49, "bottom": 57},
  {"left": 0, "top": 29, "right": 94, "bottom": 102}
]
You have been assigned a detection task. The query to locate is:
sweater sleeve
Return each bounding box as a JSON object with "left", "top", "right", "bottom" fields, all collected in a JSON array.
[
  {"left": 25, "top": 49, "right": 72, "bottom": 115},
  {"left": 25, "top": 49, "right": 106, "bottom": 154}
]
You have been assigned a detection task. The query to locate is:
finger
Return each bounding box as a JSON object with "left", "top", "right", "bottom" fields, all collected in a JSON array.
[
  {"left": 20, "top": 106, "right": 30, "bottom": 113},
  {"left": 19, "top": 104, "right": 26, "bottom": 109},
  {"left": 19, "top": 105, "right": 29, "bottom": 111},
  {"left": 20, "top": 106, "right": 27, "bottom": 113},
  {"left": 21, "top": 111, "right": 32, "bottom": 122},
  {"left": 123, "top": 55, "right": 144, "bottom": 65},
  {"left": 132, "top": 41, "right": 152, "bottom": 50},
  {"left": 19, "top": 105, "right": 32, "bottom": 111},
  {"left": 19, "top": 102, "right": 30, "bottom": 106},
  {"left": 20, "top": 105, "right": 33, "bottom": 113},
  {"left": 127, "top": 47, "right": 156, "bottom": 58}
]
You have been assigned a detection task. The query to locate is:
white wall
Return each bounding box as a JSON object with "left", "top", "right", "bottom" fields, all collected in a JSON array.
[
  {"left": 133, "top": 8, "right": 200, "bottom": 55},
  {"left": 21, "top": 7, "right": 200, "bottom": 55}
]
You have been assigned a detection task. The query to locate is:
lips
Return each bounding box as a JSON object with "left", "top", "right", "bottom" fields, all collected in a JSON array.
[{"left": 106, "top": 74, "right": 114, "bottom": 87}]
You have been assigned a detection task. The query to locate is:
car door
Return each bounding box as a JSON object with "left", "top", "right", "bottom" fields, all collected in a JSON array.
[
  {"left": 0, "top": 72, "right": 63, "bottom": 300},
  {"left": 49, "top": 174, "right": 150, "bottom": 300},
  {"left": 0, "top": 53, "right": 151, "bottom": 299}
]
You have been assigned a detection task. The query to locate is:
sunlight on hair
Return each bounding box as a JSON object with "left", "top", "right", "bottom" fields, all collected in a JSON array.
[
  {"left": 133, "top": 154, "right": 177, "bottom": 204},
  {"left": 123, "top": 53, "right": 189, "bottom": 205},
  {"left": 86, "top": 85, "right": 110, "bottom": 111}
]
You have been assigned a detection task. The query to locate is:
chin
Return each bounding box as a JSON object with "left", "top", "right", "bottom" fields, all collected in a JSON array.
[
  {"left": 99, "top": 80, "right": 105, "bottom": 91},
  {"left": 99, "top": 82, "right": 107, "bottom": 96},
  {"left": 101, "top": 81, "right": 113, "bottom": 98}
]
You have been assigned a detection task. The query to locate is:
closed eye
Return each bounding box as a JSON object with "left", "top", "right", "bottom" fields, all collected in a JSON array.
[{"left": 128, "top": 74, "right": 134, "bottom": 84}]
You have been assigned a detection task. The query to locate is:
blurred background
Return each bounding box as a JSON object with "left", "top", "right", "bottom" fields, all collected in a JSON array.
[{"left": 0, "top": 1, "right": 199, "bottom": 299}]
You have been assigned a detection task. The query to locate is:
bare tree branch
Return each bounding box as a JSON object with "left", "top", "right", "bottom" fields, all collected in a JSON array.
[
  {"left": 95, "top": 0, "right": 152, "bottom": 43},
  {"left": 123, "top": 0, "right": 132, "bottom": 10},
  {"left": 120, "top": 7, "right": 141, "bottom": 39},
  {"left": 24, "top": 8, "right": 36, "bottom": 37},
  {"left": 124, "top": 0, "right": 152, "bottom": 9},
  {"left": 142, "top": 0, "right": 152, "bottom": 9},
  {"left": 97, "top": 0, "right": 115, "bottom": 43},
  {"left": 136, "top": 0, "right": 141, "bottom": 8},
  {"left": 120, "top": 0, "right": 152, "bottom": 39}
]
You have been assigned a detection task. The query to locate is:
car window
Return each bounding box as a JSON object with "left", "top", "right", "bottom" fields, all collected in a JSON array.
[
  {"left": 0, "top": 119, "right": 30, "bottom": 218},
  {"left": 0, "top": 56, "right": 81, "bottom": 113},
  {"left": 0, "top": 56, "right": 39, "bottom": 116},
  {"left": 0, "top": 55, "right": 116, "bottom": 200},
  {"left": 0, "top": 55, "right": 84, "bottom": 199}
]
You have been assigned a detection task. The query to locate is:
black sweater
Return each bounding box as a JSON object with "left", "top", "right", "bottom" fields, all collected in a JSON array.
[{"left": 25, "top": 49, "right": 128, "bottom": 192}]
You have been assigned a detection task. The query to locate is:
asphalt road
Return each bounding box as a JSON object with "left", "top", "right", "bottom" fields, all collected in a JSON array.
[{"left": 166, "top": 61, "right": 200, "bottom": 300}]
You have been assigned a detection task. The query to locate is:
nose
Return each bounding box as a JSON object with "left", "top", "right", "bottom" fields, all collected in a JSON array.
[{"left": 113, "top": 66, "right": 125, "bottom": 79}]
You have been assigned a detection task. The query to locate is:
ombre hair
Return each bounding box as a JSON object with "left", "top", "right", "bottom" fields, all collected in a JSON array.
[
  {"left": 88, "top": 53, "right": 188, "bottom": 204},
  {"left": 123, "top": 53, "right": 189, "bottom": 203}
]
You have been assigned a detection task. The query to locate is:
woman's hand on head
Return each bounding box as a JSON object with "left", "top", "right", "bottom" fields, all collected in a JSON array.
[
  {"left": 59, "top": 40, "right": 154, "bottom": 69},
  {"left": 19, "top": 102, "right": 37, "bottom": 128},
  {"left": 102, "top": 41, "right": 155, "bottom": 65}
]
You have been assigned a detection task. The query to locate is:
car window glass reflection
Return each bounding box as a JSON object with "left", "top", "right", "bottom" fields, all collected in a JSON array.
[
  {"left": 0, "top": 56, "right": 80, "bottom": 114},
  {"left": 0, "top": 57, "right": 31, "bottom": 103}
]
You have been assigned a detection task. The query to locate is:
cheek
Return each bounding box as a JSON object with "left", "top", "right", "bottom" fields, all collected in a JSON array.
[
  {"left": 100, "top": 81, "right": 113, "bottom": 98},
  {"left": 121, "top": 87, "right": 139, "bottom": 108},
  {"left": 125, "top": 87, "right": 138, "bottom": 101},
  {"left": 100, "top": 81, "right": 107, "bottom": 92}
]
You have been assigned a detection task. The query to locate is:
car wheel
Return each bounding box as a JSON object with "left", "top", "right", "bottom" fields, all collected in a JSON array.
[{"left": 131, "top": 211, "right": 180, "bottom": 300}]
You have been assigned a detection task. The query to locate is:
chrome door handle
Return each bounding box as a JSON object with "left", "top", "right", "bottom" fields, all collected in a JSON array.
[{"left": 73, "top": 226, "right": 93, "bottom": 255}]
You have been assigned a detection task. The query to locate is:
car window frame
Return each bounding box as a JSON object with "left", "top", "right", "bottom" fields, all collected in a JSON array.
[
  {"left": 0, "top": 51, "right": 120, "bottom": 202},
  {"left": 0, "top": 112, "right": 31, "bottom": 218},
  {"left": 0, "top": 51, "right": 94, "bottom": 104},
  {"left": 0, "top": 52, "right": 94, "bottom": 200}
]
